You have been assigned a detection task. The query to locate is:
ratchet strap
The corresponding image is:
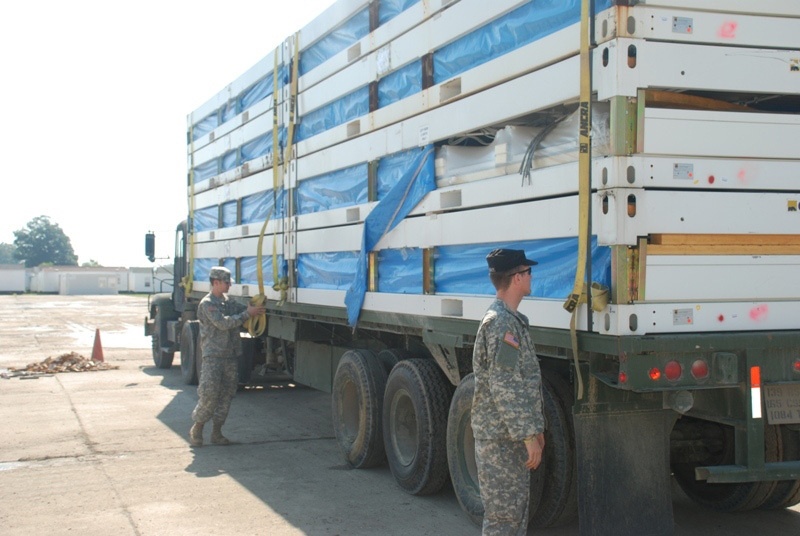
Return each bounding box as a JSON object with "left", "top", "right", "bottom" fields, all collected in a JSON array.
[
  {"left": 182, "top": 124, "right": 196, "bottom": 294},
  {"left": 563, "top": 0, "right": 592, "bottom": 399}
]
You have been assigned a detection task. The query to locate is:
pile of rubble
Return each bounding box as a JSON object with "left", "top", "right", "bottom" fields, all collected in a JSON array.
[{"left": 2, "top": 352, "right": 119, "bottom": 378}]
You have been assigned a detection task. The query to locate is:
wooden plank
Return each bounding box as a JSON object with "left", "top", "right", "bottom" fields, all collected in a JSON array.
[
  {"left": 650, "top": 234, "right": 800, "bottom": 246},
  {"left": 648, "top": 244, "right": 800, "bottom": 255},
  {"left": 644, "top": 89, "right": 752, "bottom": 113}
]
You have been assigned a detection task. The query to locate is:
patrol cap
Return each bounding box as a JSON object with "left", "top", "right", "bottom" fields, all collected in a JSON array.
[
  {"left": 486, "top": 248, "right": 538, "bottom": 273},
  {"left": 209, "top": 266, "right": 232, "bottom": 282}
]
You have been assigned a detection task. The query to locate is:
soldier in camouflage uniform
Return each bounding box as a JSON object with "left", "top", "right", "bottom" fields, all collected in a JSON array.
[
  {"left": 189, "top": 266, "right": 266, "bottom": 447},
  {"left": 472, "top": 248, "right": 546, "bottom": 535}
]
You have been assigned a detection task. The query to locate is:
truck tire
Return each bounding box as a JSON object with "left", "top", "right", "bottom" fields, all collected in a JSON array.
[
  {"left": 760, "top": 425, "right": 800, "bottom": 509},
  {"left": 332, "top": 349, "right": 387, "bottom": 468},
  {"left": 384, "top": 358, "right": 454, "bottom": 495},
  {"left": 151, "top": 306, "right": 175, "bottom": 369},
  {"left": 377, "top": 348, "right": 411, "bottom": 376},
  {"left": 446, "top": 373, "right": 482, "bottom": 525},
  {"left": 528, "top": 374, "right": 579, "bottom": 528},
  {"left": 672, "top": 420, "right": 780, "bottom": 511},
  {"left": 180, "top": 321, "right": 200, "bottom": 385}
]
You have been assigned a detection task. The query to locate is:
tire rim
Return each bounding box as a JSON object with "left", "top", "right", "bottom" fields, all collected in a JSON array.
[
  {"left": 341, "top": 378, "right": 360, "bottom": 443},
  {"left": 390, "top": 388, "right": 418, "bottom": 467}
]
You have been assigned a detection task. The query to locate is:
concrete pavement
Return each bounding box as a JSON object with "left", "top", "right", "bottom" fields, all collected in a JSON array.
[{"left": 1, "top": 294, "right": 799, "bottom": 535}]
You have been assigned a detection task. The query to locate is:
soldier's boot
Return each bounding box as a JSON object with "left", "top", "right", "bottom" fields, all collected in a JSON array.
[
  {"left": 189, "top": 421, "right": 204, "bottom": 447},
  {"left": 211, "top": 422, "right": 230, "bottom": 445}
]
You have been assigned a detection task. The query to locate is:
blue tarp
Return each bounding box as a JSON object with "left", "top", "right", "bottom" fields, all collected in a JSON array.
[
  {"left": 345, "top": 146, "right": 436, "bottom": 326},
  {"left": 377, "top": 248, "right": 424, "bottom": 293},
  {"left": 434, "top": 0, "right": 613, "bottom": 83},
  {"left": 435, "top": 237, "right": 611, "bottom": 297},
  {"left": 193, "top": 206, "right": 218, "bottom": 232},
  {"left": 297, "top": 86, "right": 370, "bottom": 141},
  {"left": 298, "top": 251, "right": 359, "bottom": 290},
  {"left": 297, "top": 163, "right": 369, "bottom": 214},
  {"left": 378, "top": 61, "right": 422, "bottom": 108},
  {"left": 300, "top": 8, "right": 370, "bottom": 75},
  {"left": 379, "top": 0, "right": 420, "bottom": 25},
  {"left": 242, "top": 189, "right": 286, "bottom": 224},
  {"left": 193, "top": 258, "right": 217, "bottom": 283},
  {"left": 241, "top": 254, "right": 287, "bottom": 286},
  {"left": 221, "top": 201, "right": 237, "bottom": 228}
]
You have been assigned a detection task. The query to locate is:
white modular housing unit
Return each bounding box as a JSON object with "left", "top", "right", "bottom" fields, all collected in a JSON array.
[{"left": 186, "top": 0, "right": 800, "bottom": 336}]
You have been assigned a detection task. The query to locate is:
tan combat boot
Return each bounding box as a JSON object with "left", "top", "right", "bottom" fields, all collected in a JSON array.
[
  {"left": 211, "top": 422, "right": 230, "bottom": 445},
  {"left": 189, "top": 421, "right": 204, "bottom": 447}
]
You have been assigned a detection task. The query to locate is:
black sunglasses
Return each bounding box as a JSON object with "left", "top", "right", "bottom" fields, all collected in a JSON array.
[{"left": 513, "top": 268, "right": 532, "bottom": 276}]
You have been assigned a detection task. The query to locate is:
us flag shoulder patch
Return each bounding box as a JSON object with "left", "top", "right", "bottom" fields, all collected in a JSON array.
[{"left": 502, "top": 331, "right": 520, "bottom": 349}]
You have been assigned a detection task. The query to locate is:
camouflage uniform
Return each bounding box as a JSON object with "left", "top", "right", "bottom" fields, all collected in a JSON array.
[
  {"left": 472, "top": 298, "right": 545, "bottom": 536},
  {"left": 190, "top": 292, "right": 249, "bottom": 426}
]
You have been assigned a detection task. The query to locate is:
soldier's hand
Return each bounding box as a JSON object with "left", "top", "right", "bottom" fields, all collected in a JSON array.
[
  {"left": 247, "top": 304, "right": 266, "bottom": 317},
  {"left": 525, "top": 433, "right": 544, "bottom": 470}
]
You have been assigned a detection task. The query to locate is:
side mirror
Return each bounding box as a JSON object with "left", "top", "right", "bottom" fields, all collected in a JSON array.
[{"left": 145, "top": 232, "right": 156, "bottom": 262}]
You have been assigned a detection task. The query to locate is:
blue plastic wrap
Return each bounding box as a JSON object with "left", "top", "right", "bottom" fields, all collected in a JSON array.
[
  {"left": 300, "top": 8, "right": 370, "bottom": 75},
  {"left": 221, "top": 149, "right": 238, "bottom": 173},
  {"left": 193, "top": 206, "right": 219, "bottom": 232},
  {"left": 193, "top": 258, "right": 217, "bottom": 283},
  {"left": 193, "top": 159, "right": 218, "bottom": 184},
  {"left": 434, "top": 237, "right": 611, "bottom": 298},
  {"left": 222, "top": 258, "right": 237, "bottom": 280},
  {"left": 298, "top": 251, "right": 359, "bottom": 290},
  {"left": 239, "top": 75, "right": 273, "bottom": 111},
  {"left": 240, "top": 254, "right": 287, "bottom": 286},
  {"left": 434, "top": 0, "right": 615, "bottom": 83},
  {"left": 345, "top": 146, "right": 436, "bottom": 325},
  {"left": 377, "top": 147, "right": 427, "bottom": 199},
  {"left": 379, "top": 0, "right": 420, "bottom": 25},
  {"left": 221, "top": 100, "right": 237, "bottom": 124},
  {"left": 377, "top": 248, "right": 423, "bottom": 293},
  {"left": 297, "top": 163, "right": 369, "bottom": 214},
  {"left": 192, "top": 113, "right": 219, "bottom": 141},
  {"left": 378, "top": 60, "right": 422, "bottom": 109},
  {"left": 297, "top": 85, "right": 370, "bottom": 141},
  {"left": 222, "top": 201, "right": 237, "bottom": 228},
  {"left": 242, "top": 189, "right": 286, "bottom": 223},
  {"left": 241, "top": 133, "right": 272, "bottom": 162}
]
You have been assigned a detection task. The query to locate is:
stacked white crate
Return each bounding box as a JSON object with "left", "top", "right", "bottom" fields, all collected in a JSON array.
[{"left": 186, "top": 0, "right": 800, "bottom": 335}]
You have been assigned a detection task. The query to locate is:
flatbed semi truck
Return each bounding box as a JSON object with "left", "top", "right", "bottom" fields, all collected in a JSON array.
[{"left": 145, "top": 1, "right": 800, "bottom": 534}]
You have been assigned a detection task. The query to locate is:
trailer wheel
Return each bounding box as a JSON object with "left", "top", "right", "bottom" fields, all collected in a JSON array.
[
  {"left": 529, "top": 373, "right": 579, "bottom": 528},
  {"left": 760, "top": 425, "right": 800, "bottom": 509},
  {"left": 180, "top": 321, "right": 200, "bottom": 385},
  {"left": 151, "top": 306, "right": 175, "bottom": 369},
  {"left": 672, "top": 420, "right": 780, "bottom": 511},
  {"left": 377, "top": 348, "right": 411, "bottom": 376},
  {"left": 384, "top": 358, "right": 454, "bottom": 495},
  {"left": 332, "top": 349, "right": 387, "bottom": 468},
  {"left": 446, "top": 373, "right": 482, "bottom": 525}
]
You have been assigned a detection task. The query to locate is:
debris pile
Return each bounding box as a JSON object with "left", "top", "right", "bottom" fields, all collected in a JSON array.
[{"left": 4, "top": 352, "right": 119, "bottom": 377}]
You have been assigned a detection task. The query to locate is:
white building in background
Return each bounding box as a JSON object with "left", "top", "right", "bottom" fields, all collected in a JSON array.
[
  {"left": 129, "top": 266, "right": 175, "bottom": 294},
  {"left": 28, "top": 266, "right": 129, "bottom": 295},
  {"left": 0, "top": 264, "right": 26, "bottom": 293}
]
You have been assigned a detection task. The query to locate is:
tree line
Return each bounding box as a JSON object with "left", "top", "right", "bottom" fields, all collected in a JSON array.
[{"left": 0, "top": 216, "right": 100, "bottom": 267}]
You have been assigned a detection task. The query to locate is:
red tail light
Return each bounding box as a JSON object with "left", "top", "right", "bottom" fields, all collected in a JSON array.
[
  {"left": 649, "top": 368, "right": 661, "bottom": 381},
  {"left": 691, "top": 359, "right": 710, "bottom": 380},
  {"left": 793, "top": 359, "right": 800, "bottom": 374},
  {"left": 664, "top": 361, "right": 682, "bottom": 381}
]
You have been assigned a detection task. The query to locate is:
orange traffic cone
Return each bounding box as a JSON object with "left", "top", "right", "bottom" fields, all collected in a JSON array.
[{"left": 92, "top": 329, "right": 104, "bottom": 362}]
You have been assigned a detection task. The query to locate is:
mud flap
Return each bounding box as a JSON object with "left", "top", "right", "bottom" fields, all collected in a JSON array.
[{"left": 574, "top": 408, "right": 677, "bottom": 536}]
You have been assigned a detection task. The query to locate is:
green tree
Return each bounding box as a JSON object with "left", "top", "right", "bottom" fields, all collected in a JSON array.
[
  {"left": 82, "top": 259, "right": 101, "bottom": 267},
  {"left": 0, "top": 243, "right": 17, "bottom": 264},
  {"left": 13, "top": 216, "right": 78, "bottom": 267}
]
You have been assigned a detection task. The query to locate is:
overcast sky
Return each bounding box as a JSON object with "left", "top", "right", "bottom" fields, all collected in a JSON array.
[{"left": 0, "top": 0, "right": 335, "bottom": 267}]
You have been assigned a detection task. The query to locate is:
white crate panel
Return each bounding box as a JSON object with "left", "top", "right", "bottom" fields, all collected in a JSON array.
[
  {"left": 596, "top": 39, "right": 800, "bottom": 100},
  {"left": 597, "top": 189, "right": 800, "bottom": 246},
  {"left": 600, "top": 301, "right": 800, "bottom": 336},
  {"left": 645, "top": 255, "right": 800, "bottom": 301},
  {"left": 601, "top": 156, "right": 800, "bottom": 191}
]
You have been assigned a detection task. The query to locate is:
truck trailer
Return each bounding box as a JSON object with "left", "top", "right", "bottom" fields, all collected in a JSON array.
[{"left": 145, "top": 1, "right": 800, "bottom": 534}]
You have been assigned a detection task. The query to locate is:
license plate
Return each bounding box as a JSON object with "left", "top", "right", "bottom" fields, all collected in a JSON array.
[{"left": 764, "top": 384, "right": 800, "bottom": 425}]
